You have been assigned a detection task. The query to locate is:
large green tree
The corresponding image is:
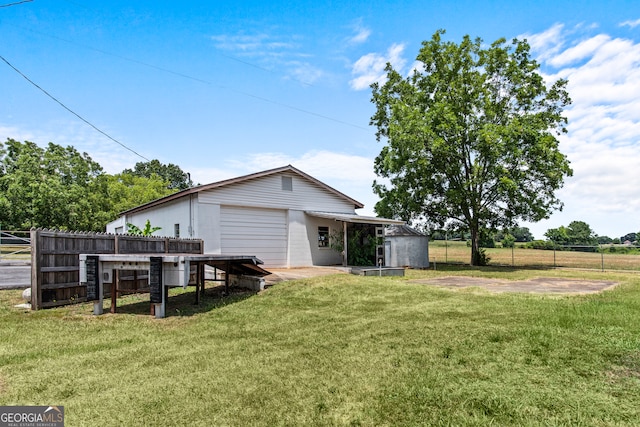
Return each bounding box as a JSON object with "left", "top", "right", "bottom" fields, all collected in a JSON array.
[
  {"left": 105, "top": 172, "right": 176, "bottom": 217},
  {"left": 123, "top": 159, "right": 193, "bottom": 190},
  {"left": 0, "top": 139, "right": 188, "bottom": 231},
  {"left": 371, "top": 30, "right": 573, "bottom": 265},
  {"left": 0, "top": 138, "right": 111, "bottom": 231}
]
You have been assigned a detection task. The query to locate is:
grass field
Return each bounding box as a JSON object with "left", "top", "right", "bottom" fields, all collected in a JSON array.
[
  {"left": 429, "top": 240, "right": 640, "bottom": 271},
  {"left": 1, "top": 267, "right": 639, "bottom": 426},
  {"left": 0, "top": 244, "right": 30, "bottom": 260}
]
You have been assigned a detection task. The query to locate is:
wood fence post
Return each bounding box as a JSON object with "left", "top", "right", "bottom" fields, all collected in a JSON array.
[{"left": 30, "top": 228, "right": 41, "bottom": 310}]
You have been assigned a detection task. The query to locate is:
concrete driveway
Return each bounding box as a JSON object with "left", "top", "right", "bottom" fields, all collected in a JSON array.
[
  {"left": 265, "top": 267, "right": 349, "bottom": 285},
  {"left": 0, "top": 261, "right": 30, "bottom": 290}
]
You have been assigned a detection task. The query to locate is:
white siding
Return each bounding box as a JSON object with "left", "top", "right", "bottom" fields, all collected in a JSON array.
[
  {"left": 118, "top": 198, "right": 192, "bottom": 238},
  {"left": 305, "top": 215, "right": 343, "bottom": 266},
  {"left": 220, "top": 206, "right": 288, "bottom": 267},
  {"left": 287, "top": 209, "right": 312, "bottom": 267},
  {"left": 106, "top": 168, "right": 367, "bottom": 268},
  {"left": 198, "top": 173, "right": 356, "bottom": 213},
  {"left": 106, "top": 216, "right": 126, "bottom": 234},
  {"left": 197, "top": 202, "right": 221, "bottom": 254}
]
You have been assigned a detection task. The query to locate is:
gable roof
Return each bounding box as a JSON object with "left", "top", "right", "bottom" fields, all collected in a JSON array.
[{"left": 119, "top": 165, "right": 365, "bottom": 215}]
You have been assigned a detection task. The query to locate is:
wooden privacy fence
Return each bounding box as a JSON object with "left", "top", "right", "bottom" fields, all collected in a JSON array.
[{"left": 30, "top": 229, "right": 203, "bottom": 309}]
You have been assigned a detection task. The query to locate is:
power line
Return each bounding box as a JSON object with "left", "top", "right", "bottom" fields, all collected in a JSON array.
[
  {"left": 215, "top": 51, "right": 315, "bottom": 87},
  {"left": 0, "top": 54, "right": 150, "bottom": 161},
  {"left": 19, "top": 28, "right": 213, "bottom": 85},
  {"left": 16, "top": 26, "right": 368, "bottom": 131},
  {"left": 0, "top": 0, "right": 33, "bottom": 8},
  {"left": 228, "top": 88, "right": 368, "bottom": 130}
]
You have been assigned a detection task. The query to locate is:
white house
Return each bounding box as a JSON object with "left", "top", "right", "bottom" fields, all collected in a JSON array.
[{"left": 106, "top": 165, "right": 403, "bottom": 267}]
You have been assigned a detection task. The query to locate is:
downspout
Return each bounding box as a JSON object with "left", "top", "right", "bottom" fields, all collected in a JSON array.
[{"left": 189, "top": 194, "right": 194, "bottom": 237}]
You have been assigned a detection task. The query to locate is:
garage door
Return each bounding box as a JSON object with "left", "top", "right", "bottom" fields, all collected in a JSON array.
[{"left": 220, "top": 206, "right": 288, "bottom": 266}]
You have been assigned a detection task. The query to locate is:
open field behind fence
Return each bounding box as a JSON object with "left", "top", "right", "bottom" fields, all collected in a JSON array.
[
  {"left": 0, "top": 244, "right": 31, "bottom": 260},
  {"left": 0, "top": 230, "right": 31, "bottom": 260},
  {"left": 429, "top": 241, "right": 640, "bottom": 271}
]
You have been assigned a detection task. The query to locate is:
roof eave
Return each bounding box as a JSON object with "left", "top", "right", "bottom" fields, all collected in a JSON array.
[{"left": 119, "top": 164, "right": 365, "bottom": 216}]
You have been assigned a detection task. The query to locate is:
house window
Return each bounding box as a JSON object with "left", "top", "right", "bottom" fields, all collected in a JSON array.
[
  {"left": 282, "top": 176, "right": 293, "bottom": 191},
  {"left": 318, "top": 226, "right": 329, "bottom": 248},
  {"left": 174, "top": 224, "right": 180, "bottom": 238}
]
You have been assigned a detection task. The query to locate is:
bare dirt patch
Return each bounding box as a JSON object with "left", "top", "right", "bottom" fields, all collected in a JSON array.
[
  {"left": 607, "top": 352, "right": 640, "bottom": 383},
  {"left": 410, "top": 276, "right": 618, "bottom": 294}
]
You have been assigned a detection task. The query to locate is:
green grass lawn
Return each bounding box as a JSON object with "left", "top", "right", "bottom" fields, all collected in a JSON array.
[{"left": 1, "top": 267, "right": 639, "bottom": 426}]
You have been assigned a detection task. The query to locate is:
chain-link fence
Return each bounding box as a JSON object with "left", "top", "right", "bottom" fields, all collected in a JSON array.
[{"left": 429, "top": 241, "right": 640, "bottom": 271}]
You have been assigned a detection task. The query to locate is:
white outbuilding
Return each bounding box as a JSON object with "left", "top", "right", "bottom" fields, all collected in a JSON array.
[{"left": 106, "top": 165, "right": 403, "bottom": 268}]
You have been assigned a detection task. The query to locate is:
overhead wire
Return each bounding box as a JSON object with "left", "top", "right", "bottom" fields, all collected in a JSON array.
[
  {"left": 215, "top": 51, "right": 315, "bottom": 87},
  {"left": 14, "top": 26, "right": 369, "bottom": 131},
  {"left": 0, "top": 54, "right": 150, "bottom": 161},
  {"left": 0, "top": 1, "right": 33, "bottom": 8},
  {"left": 2, "top": 5, "right": 369, "bottom": 159}
]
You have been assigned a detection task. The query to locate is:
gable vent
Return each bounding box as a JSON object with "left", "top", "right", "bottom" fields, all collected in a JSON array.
[{"left": 282, "top": 176, "right": 293, "bottom": 191}]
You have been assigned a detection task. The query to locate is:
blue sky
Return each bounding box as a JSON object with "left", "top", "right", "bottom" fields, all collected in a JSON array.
[{"left": 1, "top": 0, "right": 639, "bottom": 239}]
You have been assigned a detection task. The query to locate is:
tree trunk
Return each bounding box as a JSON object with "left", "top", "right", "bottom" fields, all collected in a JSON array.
[{"left": 470, "top": 226, "right": 481, "bottom": 266}]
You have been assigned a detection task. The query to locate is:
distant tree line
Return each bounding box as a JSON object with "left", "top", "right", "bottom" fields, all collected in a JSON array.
[
  {"left": 539, "top": 221, "right": 638, "bottom": 249},
  {"left": 430, "top": 226, "right": 534, "bottom": 249},
  {"left": 543, "top": 220, "right": 597, "bottom": 246},
  {"left": 0, "top": 138, "right": 192, "bottom": 232},
  {"left": 431, "top": 220, "right": 638, "bottom": 251}
]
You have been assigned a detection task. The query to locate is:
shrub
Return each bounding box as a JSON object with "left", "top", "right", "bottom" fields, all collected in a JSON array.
[
  {"left": 501, "top": 234, "right": 515, "bottom": 248},
  {"left": 472, "top": 248, "right": 491, "bottom": 266}
]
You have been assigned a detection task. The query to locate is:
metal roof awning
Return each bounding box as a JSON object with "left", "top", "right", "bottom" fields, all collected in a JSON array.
[
  {"left": 306, "top": 211, "right": 405, "bottom": 225},
  {"left": 190, "top": 255, "right": 271, "bottom": 277}
]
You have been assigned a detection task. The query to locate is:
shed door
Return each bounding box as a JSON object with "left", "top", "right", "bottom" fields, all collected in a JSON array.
[{"left": 220, "top": 206, "right": 288, "bottom": 266}]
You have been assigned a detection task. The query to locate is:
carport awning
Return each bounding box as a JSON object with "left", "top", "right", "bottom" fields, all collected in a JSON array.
[{"left": 306, "top": 211, "right": 404, "bottom": 225}]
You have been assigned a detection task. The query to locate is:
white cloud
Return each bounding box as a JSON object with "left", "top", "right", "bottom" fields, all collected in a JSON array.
[
  {"left": 0, "top": 121, "right": 137, "bottom": 174},
  {"left": 548, "top": 34, "right": 610, "bottom": 67},
  {"left": 0, "top": 125, "right": 34, "bottom": 143},
  {"left": 349, "top": 43, "right": 406, "bottom": 90},
  {"left": 523, "top": 24, "right": 640, "bottom": 238},
  {"left": 520, "top": 23, "right": 566, "bottom": 63},
  {"left": 210, "top": 33, "right": 298, "bottom": 54},
  {"left": 211, "top": 30, "right": 324, "bottom": 85},
  {"left": 184, "top": 167, "right": 239, "bottom": 186},
  {"left": 619, "top": 18, "right": 640, "bottom": 28},
  {"left": 347, "top": 22, "right": 372, "bottom": 45},
  {"left": 230, "top": 150, "right": 375, "bottom": 183},
  {"left": 286, "top": 61, "right": 324, "bottom": 85}
]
